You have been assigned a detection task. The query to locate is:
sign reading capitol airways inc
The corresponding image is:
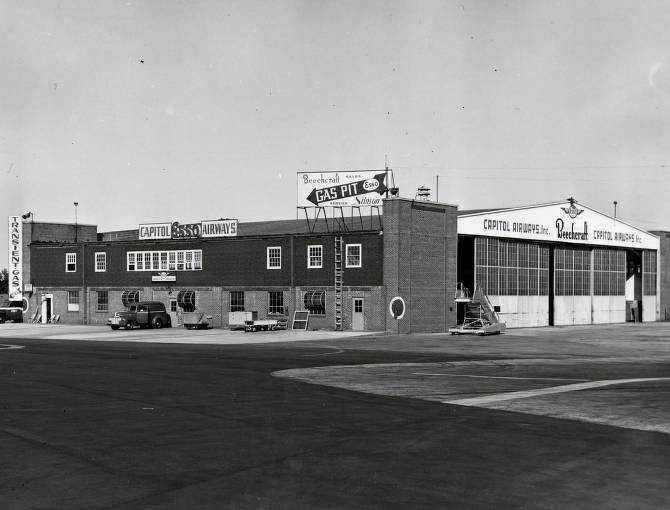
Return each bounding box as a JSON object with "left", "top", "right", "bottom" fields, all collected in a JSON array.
[
  {"left": 139, "top": 219, "right": 238, "bottom": 240},
  {"left": 297, "top": 171, "right": 389, "bottom": 207},
  {"left": 458, "top": 201, "right": 659, "bottom": 250},
  {"left": 7, "top": 216, "right": 22, "bottom": 302}
]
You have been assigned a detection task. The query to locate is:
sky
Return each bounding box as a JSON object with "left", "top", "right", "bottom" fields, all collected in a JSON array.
[{"left": 2, "top": 0, "right": 670, "bottom": 268}]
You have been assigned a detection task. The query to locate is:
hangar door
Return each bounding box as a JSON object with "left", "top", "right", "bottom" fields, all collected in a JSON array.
[{"left": 553, "top": 247, "right": 592, "bottom": 325}]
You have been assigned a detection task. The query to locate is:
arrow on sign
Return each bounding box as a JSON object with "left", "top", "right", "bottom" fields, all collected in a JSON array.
[{"left": 306, "top": 172, "right": 388, "bottom": 206}]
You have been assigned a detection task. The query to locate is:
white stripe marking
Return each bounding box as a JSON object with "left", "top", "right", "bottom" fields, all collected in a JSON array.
[
  {"left": 445, "top": 378, "right": 670, "bottom": 406},
  {"left": 413, "top": 373, "right": 588, "bottom": 382},
  {"left": 0, "top": 344, "right": 25, "bottom": 350}
]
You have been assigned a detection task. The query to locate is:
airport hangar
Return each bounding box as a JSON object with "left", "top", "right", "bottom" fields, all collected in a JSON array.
[{"left": 8, "top": 197, "right": 666, "bottom": 333}]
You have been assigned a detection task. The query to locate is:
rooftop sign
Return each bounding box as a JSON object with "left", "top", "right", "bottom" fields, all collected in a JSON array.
[
  {"left": 139, "top": 219, "right": 238, "bottom": 240},
  {"left": 297, "top": 171, "right": 388, "bottom": 207},
  {"left": 458, "top": 201, "right": 659, "bottom": 250}
]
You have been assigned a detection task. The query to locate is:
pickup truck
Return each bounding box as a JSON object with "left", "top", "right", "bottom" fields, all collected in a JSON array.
[{"left": 107, "top": 301, "right": 171, "bottom": 330}]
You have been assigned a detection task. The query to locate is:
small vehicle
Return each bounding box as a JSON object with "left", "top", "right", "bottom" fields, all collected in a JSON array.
[
  {"left": 107, "top": 301, "right": 171, "bottom": 330},
  {"left": 0, "top": 307, "right": 23, "bottom": 323},
  {"left": 182, "top": 311, "right": 213, "bottom": 330},
  {"left": 244, "top": 315, "right": 288, "bottom": 332}
]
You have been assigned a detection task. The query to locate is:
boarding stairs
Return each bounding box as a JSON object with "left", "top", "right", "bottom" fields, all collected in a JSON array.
[{"left": 449, "top": 283, "right": 506, "bottom": 335}]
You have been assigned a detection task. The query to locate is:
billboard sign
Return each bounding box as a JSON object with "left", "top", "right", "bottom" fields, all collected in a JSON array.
[
  {"left": 297, "top": 171, "right": 388, "bottom": 207},
  {"left": 139, "top": 220, "right": 238, "bottom": 240},
  {"left": 458, "top": 201, "right": 659, "bottom": 250},
  {"left": 7, "top": 216, "right": 22, "bottom": 302}
]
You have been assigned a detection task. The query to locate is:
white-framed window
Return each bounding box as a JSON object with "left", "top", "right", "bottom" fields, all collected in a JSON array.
[
  {"left": 67, "top": 290, "right": 80, "bottom": 311},
  {"left": 95, "top": 252, "right": 106, "bottom": 272},
  {"left": 267, "top": 247, "right": 281, "bottom": 269},
  {"left": 126, "top": 250, "right": 203, "bottom": 271},
  {"left": 307, "top": 245, "right": 323, "bottom": 268},
  {"left": 345, "top": 244, "right": 362, "bottom": 268},
  {"left": 96, "top": 290, "right": 108, "bottom": 312},
  {"left": 268, "top": 291, "right": 284, "bottom": 314},
  {"left": 66, "top": 253, "right": 77, "bottom": 272}
]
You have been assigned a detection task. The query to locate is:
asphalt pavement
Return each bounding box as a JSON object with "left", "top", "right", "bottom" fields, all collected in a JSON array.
[{"left": 0, "top": 323, "right": 669, "bottom": 509}]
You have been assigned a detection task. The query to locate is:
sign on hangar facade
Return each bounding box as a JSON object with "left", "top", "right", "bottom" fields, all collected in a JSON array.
[{"left": 458, "top": 200, "right": 659, "bottom": 250}]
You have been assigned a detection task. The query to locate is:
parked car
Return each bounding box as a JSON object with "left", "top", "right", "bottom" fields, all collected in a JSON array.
[
  {"left": 0, "top": 307, "right": 23, "bottom": 323},
  {"left": 107, "top": 301, "right": 171, "bottom": 330}
]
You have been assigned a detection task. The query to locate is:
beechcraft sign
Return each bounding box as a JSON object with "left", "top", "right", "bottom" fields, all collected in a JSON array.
[{"left": 297, "top": 171, "right": 389, "bottom": 207}]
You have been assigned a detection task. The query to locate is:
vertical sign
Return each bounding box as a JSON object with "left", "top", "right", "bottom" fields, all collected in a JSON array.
[{"left": 8, "top": 216, "right": 22, "bottom": 302}]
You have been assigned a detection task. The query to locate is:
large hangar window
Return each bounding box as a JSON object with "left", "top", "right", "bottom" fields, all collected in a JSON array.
[
  {"left": 555, "top": 247, "right": 591, "bottom": 296},
  {"left": 643, "top": 251, "right": 657, "bottom": 295},
  {"left": 475, "top": 238, "right": 548, "bottom": 296},
  {"left": 593, "top": 249, "right": 625, "bottom": 296}
]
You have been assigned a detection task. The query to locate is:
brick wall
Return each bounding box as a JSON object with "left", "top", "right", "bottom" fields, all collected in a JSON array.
[{"left": 383, "top": 198, "right": 458, "bottom": 333}]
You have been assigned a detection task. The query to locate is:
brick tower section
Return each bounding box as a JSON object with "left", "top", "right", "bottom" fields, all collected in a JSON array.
[{"left": 383, "top": 198, "right": 458, "bottom": 333}]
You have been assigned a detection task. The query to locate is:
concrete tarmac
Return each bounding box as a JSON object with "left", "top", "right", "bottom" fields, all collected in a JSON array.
[{"left": 0, "top": 322, "right": 669, "bottom": 509}]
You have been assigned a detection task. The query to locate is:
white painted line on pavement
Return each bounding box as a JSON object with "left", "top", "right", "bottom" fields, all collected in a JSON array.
[
  {"left": 0, "top": 344, "right": 25, "bottom": 350},
  {"left": 444, "top": 378, "right": 670, "bottom": 406},
  {"left": 414, "top": 373, "right": 589, "bottom": 382}
]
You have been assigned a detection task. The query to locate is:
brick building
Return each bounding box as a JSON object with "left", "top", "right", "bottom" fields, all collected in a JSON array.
[
  {"left": 8, "top": 197, "right": 666, "bottom": 332},
  {"left": 14, "top": 198, "right": 457, "bottom": 333}
]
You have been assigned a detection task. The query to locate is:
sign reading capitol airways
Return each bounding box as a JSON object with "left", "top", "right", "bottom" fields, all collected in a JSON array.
[
  {"left": 458, "top": 201, "right": 659, "bottom": 250},
  {"left": 297, "top": 171, "right": 389, "bottom": 207},
  {"left": 139, "top": 219, "right": 238, "bottom": 240}
]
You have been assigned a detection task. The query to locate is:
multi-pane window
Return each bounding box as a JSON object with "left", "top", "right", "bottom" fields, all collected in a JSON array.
[
  {"left": 126, "top": 250, "right": 202, "bottom": 271},
  {"left": 97, "top": 290, "right": 108, "bottom": 312},
  {"left": 555, "top": 247, "right": 591, "bottom": 296},
  {"left": 345, "top": 244, "right": 362, "bottom": 268},
  {"left": 267, "top": 247, "right": 281, "bottom": 269},
  {"left": 95, "top": 252, "right": 106, "bottom": 272},
  {"left": 308, "top": 245, "right": 323, "bottom": 268},
  {"left": 67, "top": 290, "right": 79, "bottom": 311},
  {"left": 268, "top": 291, "right": 284, "bottom": 314},
  {"left": 304, "top": 290, "right": 326, "bottom": 315},
  {"left": 593, "top": 249, "right": 625, "bottom": 296},
  {"left": 230, "top": 291, "right": 245, "bottom": 312},
  {"left": 643, "top": 250, "right": 657, "bottom": 296},
  {"left": 475, "top": 238, "right": 548, "bottom": 296},
  {"left": 66, "top": 253, "right": 77, "bottom": 272}
]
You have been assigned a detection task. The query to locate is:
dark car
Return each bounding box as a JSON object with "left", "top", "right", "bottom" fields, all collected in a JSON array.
[
  {"left": 0, "top": 307, "right": 23, "bottom": 323},
  {"left": 107, "top": 301, "right": 171, "bottom": 330}
]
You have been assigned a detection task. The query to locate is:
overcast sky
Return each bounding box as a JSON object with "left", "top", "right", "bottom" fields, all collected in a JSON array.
[{"left": 2, "top": 0, "right": 670, "bottom": 267}]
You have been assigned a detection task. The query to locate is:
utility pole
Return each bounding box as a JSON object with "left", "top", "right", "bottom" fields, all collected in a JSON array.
[{"left": 613, "top": 200, "right": 618, "bottom": 219}]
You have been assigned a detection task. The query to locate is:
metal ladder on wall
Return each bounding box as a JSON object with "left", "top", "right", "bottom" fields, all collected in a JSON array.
[{"left": 334, "top": 236, "right": 343, "bottom": 330}]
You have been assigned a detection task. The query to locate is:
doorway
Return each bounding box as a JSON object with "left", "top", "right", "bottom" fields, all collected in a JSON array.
[
  {"left": 168, "top": 297, "right": 179, "bottom": 327},
  {"left": 41, "top": 294, "right": 53, "bottom": 324},
  {"left": 352, "top": 298, "right": 364, "bottom": 331}
]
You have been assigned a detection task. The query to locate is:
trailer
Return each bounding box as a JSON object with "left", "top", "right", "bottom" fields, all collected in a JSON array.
[{"left": 244, "top": 315, "right": 288, "bottom": 332}]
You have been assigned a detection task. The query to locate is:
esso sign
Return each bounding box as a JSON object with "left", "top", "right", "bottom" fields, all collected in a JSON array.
[
  {"left": 389, "top": 296, "right": 406, "bottom": 320},
  {"left": 363, "top": 178, "right": 380, "bottom": 192}
]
